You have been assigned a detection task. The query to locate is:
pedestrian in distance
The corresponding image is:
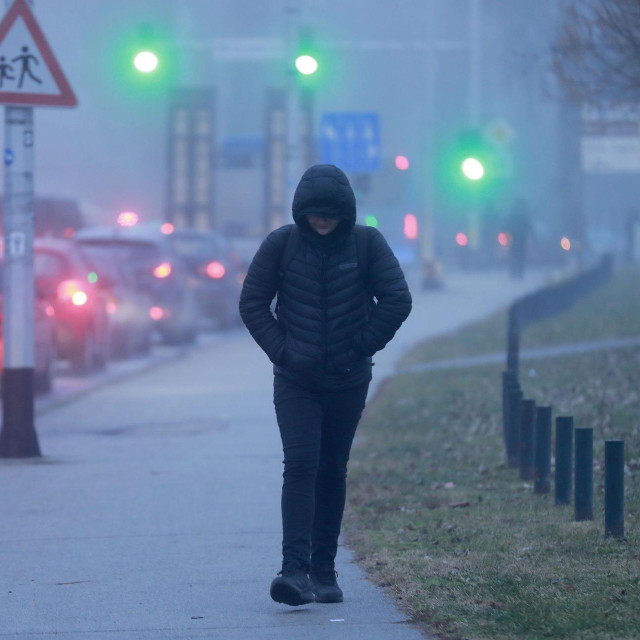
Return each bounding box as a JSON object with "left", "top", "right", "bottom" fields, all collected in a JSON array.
[
  {"left": 505, "top": 197, "right": 532, "bottom": 280},
  {"left": 239, "top": 164, "right": 412, "bottom": 606}
]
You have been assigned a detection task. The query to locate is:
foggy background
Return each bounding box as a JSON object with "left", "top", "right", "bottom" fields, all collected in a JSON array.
[{"left": 3, "top": 0, "right": 638, "bottom": 264}]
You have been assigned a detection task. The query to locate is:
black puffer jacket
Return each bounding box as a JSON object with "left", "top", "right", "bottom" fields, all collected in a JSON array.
[{"left": 239, "top": 164, "right": 412, "bottom": 389}]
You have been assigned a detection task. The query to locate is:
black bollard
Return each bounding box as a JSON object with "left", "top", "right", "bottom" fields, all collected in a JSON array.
[
  {"left": 502, "top": 372, "right": 515, "bottom": 461},
  {"left": 519, "top": 399, "right": 536, "bottom": 481},
  {"left": 604, "top": 440, "right": 625, "bottom": 538},
  {"left": 534, "top": 406, "right": 552, "bottom": 494},
  {"left": 574, "top": 428, "right": 593, "bottom": 521},
  {"left": 506, "top": 385, "right": 522, "bottom": 468},
  {"left": 555, "top": 417, "right": 573, "bottom": 506}
]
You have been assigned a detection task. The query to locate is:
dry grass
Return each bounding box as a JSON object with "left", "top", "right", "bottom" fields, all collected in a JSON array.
[{"left": 345, "top": 268, "right": 640, "bottom": 639}]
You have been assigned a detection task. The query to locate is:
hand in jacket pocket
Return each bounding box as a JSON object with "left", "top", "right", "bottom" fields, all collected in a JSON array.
[{"left": 327, "top": 348, "right": 359, "bottom": 375}]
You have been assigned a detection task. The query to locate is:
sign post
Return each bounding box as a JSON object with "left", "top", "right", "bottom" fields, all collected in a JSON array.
[
  {"left": 0, "top": 0, "right": 76, "bottom": 458},
  {"left": 0, "top": 103, "right": 38, "bottom": 456}
]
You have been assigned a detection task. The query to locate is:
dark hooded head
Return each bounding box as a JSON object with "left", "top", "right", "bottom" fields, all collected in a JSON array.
[{"left": 292, "top": 164, "right": 356, "bottom": 236}]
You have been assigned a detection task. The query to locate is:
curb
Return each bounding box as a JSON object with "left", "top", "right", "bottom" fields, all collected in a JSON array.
[{"left": 33, "top": 334, "right": 227, "bottom": 417}]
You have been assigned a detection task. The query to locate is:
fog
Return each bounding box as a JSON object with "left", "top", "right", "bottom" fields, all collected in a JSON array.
[{"left": 2, "top": 0, "right": 638, "bottom": 263}]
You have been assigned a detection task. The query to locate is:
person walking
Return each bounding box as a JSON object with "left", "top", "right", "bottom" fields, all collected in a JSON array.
[
  {"left": 505, "top": 198, "right": 532, "bottom": 280},
  {"left": 239, "top": 164, "right": 412, "bottom": 606}
]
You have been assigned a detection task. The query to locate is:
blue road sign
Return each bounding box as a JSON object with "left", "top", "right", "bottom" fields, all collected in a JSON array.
[
  {"left": 4, "top": 148, "right": 14, "bottom": 166},
  {"left": 320, "top": 112, "right": 380, "bottom": 172}
]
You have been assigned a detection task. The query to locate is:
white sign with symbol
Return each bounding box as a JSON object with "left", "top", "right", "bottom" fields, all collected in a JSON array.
[{"left": 0, "top": 0, "right": 76, "bottom": 107}]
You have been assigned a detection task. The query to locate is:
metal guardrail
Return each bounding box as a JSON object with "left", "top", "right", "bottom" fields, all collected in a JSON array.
[
  {"left": 500, "top": 255, "right": 625, "bottom": 538},
  {"left": 502, "top": 255, "right": 614, "bottom": 468},
  {"left": 506, "top": 254, "right": 614, "bottom": 377}
]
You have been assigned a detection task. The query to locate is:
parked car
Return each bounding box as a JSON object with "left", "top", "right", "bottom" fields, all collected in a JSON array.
[
  {"left": 0, "top": 263, "right": 57, "bottom": 393},
  {"left": 77, "top": 243, "right": 154, "bottom": 358},
  {"left": 34, "top": 238, "right": 110, "bottom": 373},
  {"left": 165, "top": 228, "right": 243, "bottom": 328},
  {"left": 75, "top": 228, "right": 199, "bottom": 345}
]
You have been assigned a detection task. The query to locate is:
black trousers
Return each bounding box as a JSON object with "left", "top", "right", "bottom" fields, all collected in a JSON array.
[{"left": 273, "top": 374, "right": 369, "bottom": 572}]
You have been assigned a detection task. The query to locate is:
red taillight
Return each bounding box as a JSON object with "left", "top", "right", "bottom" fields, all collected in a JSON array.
[
  {"left": 106, "top": 300, "right": 118, "bottom": 315},
  {"left": 45, "top": 305, "right": 55, "bottom": 317},
  {"left": 58, "top": 280, "right": 88, "bottom": 306},
  {"left": 205, "top": 261, "right": 226, "bottom": 279},
  {"left": 153, "top": 262, "right": 172, "bottom": 279},
  {"left": 149, "top": 306, "right": 165, "bottom": 321}
]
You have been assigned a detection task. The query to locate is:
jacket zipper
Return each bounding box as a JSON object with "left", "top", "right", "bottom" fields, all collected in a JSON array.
[{"left": 321, "top": 250, "right": 328, "bottom": 372}]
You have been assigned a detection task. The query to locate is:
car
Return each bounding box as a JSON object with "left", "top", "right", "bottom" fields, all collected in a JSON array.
[
  {"left": 165, "top": 228, "right": 244, "bottom": 329},
  {"left": 34, "top": 238, "right": 110, "bottom": 373},
  {"left": 75, "top": 227, "right": 199, "bottom": 345},
  {"left": 0, "top": 262, "right": 57, "bottom": 393},
  {"left": 77, "top": 243, "right": 154, "bottom": 359}
]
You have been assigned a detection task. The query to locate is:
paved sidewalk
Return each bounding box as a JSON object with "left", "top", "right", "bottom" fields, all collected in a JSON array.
[
  {"left": 397, "top": 335, "right": 640, "bottom": 375},
  {"left": 0, "top": 268, "right": 548, "bottom": 639}
]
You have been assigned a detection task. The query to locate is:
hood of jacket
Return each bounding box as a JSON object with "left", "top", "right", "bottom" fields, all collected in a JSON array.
[{"left": 292, "top": 164, "right": 356, "bottom": 238}]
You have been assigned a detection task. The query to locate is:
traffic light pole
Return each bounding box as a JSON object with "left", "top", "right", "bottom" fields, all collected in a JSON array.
[
  {"left": 0, "top": 105, "right": 40, "bottom": 458},
  {"left": 468, "top": 0, "right": 482, "bottom": 251},
  {"left": 420, "top": 1, "right": 438, "bottom": 288},
  {"left": 284, "top": 0, "right": 301, "bottom": 223}
]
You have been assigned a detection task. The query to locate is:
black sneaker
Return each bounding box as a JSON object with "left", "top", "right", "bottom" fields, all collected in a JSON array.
[
  {"left": 309, "top": 567, "right": 343, "bottom": 603},
  {"left": 270, "top": 568, "right": 314, "bottom": 606}
]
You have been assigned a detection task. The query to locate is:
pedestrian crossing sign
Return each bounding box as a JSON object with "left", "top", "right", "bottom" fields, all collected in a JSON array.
[{"left": 0, "top": 0, "right": 76, "bottom": 107}]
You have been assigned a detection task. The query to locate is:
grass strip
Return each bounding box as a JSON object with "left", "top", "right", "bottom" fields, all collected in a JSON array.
[{"left": 346, "top": 268, "right": 640, "bottom": 640}]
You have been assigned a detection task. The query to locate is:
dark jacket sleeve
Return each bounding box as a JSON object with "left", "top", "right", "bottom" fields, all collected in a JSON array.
[
  {"left": 238, "top": 227, "right": 288, "bottom": 365},
  {"left": 353, "top": 227, "right": 412, "bottom": 357}
]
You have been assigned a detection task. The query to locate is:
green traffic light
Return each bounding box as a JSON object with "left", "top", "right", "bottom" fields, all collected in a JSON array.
[
  {"left": 134, "top": 50, "right": 159, "bottom": 73},
  {"left": 433, "top": 127, "right": 509, "bottom": 218},
  {"left": 295, "top": 54, "right": 318, "bottom": 75},
  {"left": 461, "top": 157, "right": 484, "bottom": 180},
  {"left": 365, "top": 215, "right": 379, "bottom": 228}
]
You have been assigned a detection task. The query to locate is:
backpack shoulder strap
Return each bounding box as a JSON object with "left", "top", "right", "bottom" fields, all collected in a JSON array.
[
  {"left": 353, "top": 224, "right": 371, "bottom": 289},
  {"left": 278, "top": 224, "right": 299, "bottom": 277}
]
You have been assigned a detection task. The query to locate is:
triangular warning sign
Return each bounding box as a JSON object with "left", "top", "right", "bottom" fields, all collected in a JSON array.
[{"left": 0, "top": 0, "right": 76, "bottom": 107}]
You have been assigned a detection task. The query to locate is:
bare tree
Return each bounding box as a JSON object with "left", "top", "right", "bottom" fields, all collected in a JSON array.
[{"left": 553, "top": 0, "right": 640, "bottom": 102}]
